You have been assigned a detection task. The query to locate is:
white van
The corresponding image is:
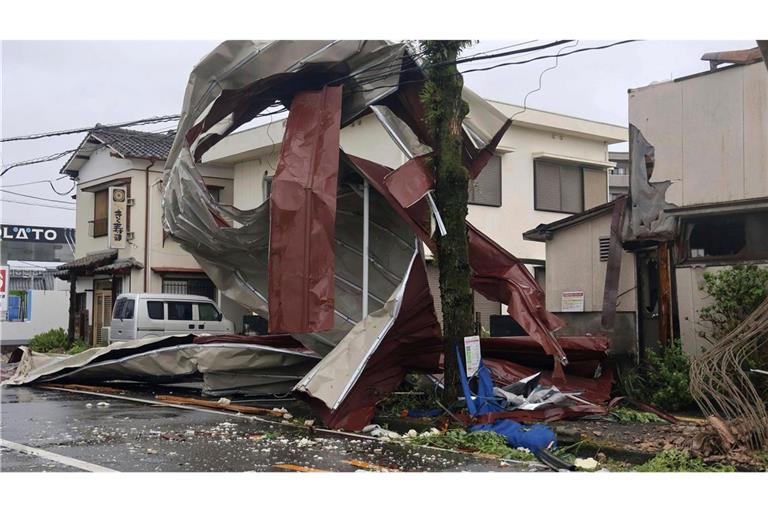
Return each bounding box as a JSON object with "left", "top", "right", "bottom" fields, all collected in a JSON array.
[{"left": 110, "top": 293, "right": 235, "bottom": 341}]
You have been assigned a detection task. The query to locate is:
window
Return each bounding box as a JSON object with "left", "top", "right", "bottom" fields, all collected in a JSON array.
[
  {"left": 92, "top": 189, "right": 108, "bottom": 237},
  {"left": 112, "top": 298, "right": 125, "bottom": 319},
  {"left": 162, "top": 277, "right": 217, "bottom": 301},
  {"left": 147, "top": 301, "right": 164, "bottom": 320},
  {"left": 122, "top": 298, "right": 135, "bottom": 319},
  {"left": 681, "top": 211, "right": 768, "bottom": 263},
  {"left": 534, "top": 160, "right": 607, "bottom": 214},
  {"left": 167, "top": 301, "right": 193, "bottom": 321},
  {"left": 206, "top": 186, "right": 221, "bottom": 203},
  {"left": 468, "top": 155, "right": 502, "bottom": 207},
  {"left": 198, "top": 302, "right": 221, "bottom": 321}
]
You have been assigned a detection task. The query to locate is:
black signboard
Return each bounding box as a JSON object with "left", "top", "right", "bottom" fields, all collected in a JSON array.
[{"left": 0, "top": 224, "right": 75, "bottom": 244}]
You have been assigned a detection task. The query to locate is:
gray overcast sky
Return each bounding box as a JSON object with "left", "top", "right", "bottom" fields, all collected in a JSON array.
[{"left": 0, "top": 39, "right": 755, "bottom": 228}]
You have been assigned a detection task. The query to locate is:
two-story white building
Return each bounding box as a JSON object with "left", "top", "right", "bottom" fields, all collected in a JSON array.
[
  {"left": 57, "top": 126, "right": 246, "bottom": 344},
  {"left": 201, "top": 96, "right": 626, "bottom": 329}
]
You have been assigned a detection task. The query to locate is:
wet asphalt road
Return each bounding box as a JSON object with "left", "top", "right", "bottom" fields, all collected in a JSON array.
[{"left": 0, "top": 386, "right": 544, "bottom": 472}]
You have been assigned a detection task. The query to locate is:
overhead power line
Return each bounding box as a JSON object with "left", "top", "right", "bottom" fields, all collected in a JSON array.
[
  {"left": 0, "top": 114, "right": 180, "bottom": 143},
  {"left": 0, "top": 149, "right": 79, "bottom": 176},
  {"left": 461, "top": 40, "right": 637, "bottom": 74},
  {"left": 0, "top": 177, "right": 75, "bottom": 196},
  {"left": 0, "top": 198, "right": 76, "bottom": 211},
  {"left": 0, "top": 189, "right": 76, "bottom": 204}
]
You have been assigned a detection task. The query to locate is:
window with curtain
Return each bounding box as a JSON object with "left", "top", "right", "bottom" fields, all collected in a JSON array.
[{"left": 534, "top": 160, "right": 606, "bottom": 214}]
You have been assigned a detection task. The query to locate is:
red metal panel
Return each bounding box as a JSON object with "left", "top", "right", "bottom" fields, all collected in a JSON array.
[
  {"left": 300, "top": 256, "right": 443, "bottom": 431},
  {"left": 348, "top": 153, "right": 568, "bottom": 366},
  {"left": 467, "top": 119, "right": 511, "bottom": 180},
  {"left": 268, "top": 85, "right": 342, "bottom": 333}
]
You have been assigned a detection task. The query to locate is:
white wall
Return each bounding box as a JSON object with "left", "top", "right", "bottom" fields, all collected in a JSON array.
[
  {"left": 544, "top": 213, "right": 637, "bottom": 313},
  {"left": 224, "top": 112, "right": 617, "bottom": 264},
  {"left": 0, "top": 290, "right": 70, "bottom": 344},
  {"left": 629, "top": 62, "right": 768, "bottom": 207}
]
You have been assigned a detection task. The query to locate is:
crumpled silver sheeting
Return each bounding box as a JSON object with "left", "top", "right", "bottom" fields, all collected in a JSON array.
[
  {"left": 162, "top": 41, "right": 509, "bottom": 359},
  {"left": 624, "top": 124, "right": 677, "bottom": 241},
  {"left": 167, "top": 40, "right": 409, "bottom": 167},
  {"left": 4, "top": 338, "right": 321, "bottom": 396},
  {"left": 163, "top": 150, "right": 416, "bottom": 355}
]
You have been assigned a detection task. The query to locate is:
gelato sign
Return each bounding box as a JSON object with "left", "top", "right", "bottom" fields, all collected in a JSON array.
[
  {"left": 1, "top": 224, "right": 74, "bottom": 244},
  {"left": 108, "top": 186, "right": 128, "bottom": 249}
]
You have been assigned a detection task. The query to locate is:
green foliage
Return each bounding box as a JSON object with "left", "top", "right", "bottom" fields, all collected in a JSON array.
[
  {"left": 611, "top": 407, "right": 666, "bottom": 423},
  {"left": 377, "top": 391, "right": 437, "bottom": 416},
  {"left": 28, "top": 328, "right": 69, "bottom": 353},
  {"left": 28, "top": 328, "right": 86, "bottom": 354},
  {"left": 67, "top": 340, "right": 89, "bottom": 355},
  {"left": 617, "top": 339, "right": 696, "bottom": 412},
  {"left": 699, "top": 265, "right": 768, "bottom": 340},
  {"left": 635, "top": 449, "right": 735, "bottom": 472},
  {"left": 409, "top": 428, "right": 536, "bottom": 461}
]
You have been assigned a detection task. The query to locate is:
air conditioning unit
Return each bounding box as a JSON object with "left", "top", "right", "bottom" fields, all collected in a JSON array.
[{"left": 100, "top": 326, "right": 111, "bottom": 345}]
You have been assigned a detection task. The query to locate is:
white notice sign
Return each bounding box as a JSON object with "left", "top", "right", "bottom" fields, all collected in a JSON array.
[
  {"left": 463, "top": 335, "right": 481, "bottom": 377},
  {"left": 561, "top": 290, "right": 585, "bottom": 312},
  {"left": 108, "top": 186, "right": 128, "bottom": 249}
]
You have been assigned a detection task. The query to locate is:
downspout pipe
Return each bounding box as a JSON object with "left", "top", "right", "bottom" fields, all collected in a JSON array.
[{"left": 144, "top": 158, "right": 155, "bottom": 292}]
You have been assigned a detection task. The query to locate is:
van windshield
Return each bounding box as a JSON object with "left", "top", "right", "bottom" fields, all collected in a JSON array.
[
  {"left": 123, "top": 299, "right": 135, "bottom": 319},
  {"left": 112, "top": 298, "right": 125, "bottom": 319}
]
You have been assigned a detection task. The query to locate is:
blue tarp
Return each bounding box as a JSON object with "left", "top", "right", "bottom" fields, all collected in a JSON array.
[
  {"left": 471, "top": 420, "right": 556, "bottom": 454},
  {"left": 456, "top": 347, "right": 557, "bottom": 454}
]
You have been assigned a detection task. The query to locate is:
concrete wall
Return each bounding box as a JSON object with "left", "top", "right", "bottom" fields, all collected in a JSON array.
[
  {"left": 554, "top": 311, "right": 637, "bottom": 357},
  {"left": 629, "top": 62, "right": 768, "bottom": 207},
  {"left": 0, "top": 290, "right": 69, "bottom": 345},
  {"left": 544, "top": 212, "right": 637, "bottom": 314}
]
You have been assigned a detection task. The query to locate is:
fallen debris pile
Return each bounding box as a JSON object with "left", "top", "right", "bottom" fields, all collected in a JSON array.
[
  {"left": 5, "top": 40, "right": 614, "bottom": 432},
  {"left": 690, "top": 296, "right": 768, "bottom": 452}
]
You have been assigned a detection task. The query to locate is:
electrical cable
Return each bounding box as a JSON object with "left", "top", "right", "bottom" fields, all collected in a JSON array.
[
  {"left": 461, "top": 40, "right": 637, "bottom": 74},
  {"left": 342, "top": 40, "right": 638, "bottom": 96},
  {"left": 0, "top": 178, "right": 76, "bottom": 196},
  {"left": 0, "top": 198, "right": 76, "bottom": 211},
  {"left": 0, "top": 189, "right": 75, "bottom": 204},
  {"left": 509, "top": 40, "right": 580, "bottom": 123},
  {"left": 0, "top": 149, "right": 79, "bottom": 176},
  {"left": 1, "top": 114, "right": 180, "bottom": 143}
]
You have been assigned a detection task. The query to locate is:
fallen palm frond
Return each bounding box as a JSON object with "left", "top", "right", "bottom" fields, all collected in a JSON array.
[{"left": 689, "top": 297, "right": 768, "bottom": 451}]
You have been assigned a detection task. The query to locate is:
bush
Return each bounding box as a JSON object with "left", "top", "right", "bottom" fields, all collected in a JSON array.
[
  {"left": 635, "top": 449, "right": 734, "bottom": 472},
  {"left": 699, "top": 265, "right": 768, "bottom": 341},
  {"left": 617, "top": 339, "right": 696, "bottom": 412},
  {"left": 28, "top": 328, "right": 87, "bottom": 354}
]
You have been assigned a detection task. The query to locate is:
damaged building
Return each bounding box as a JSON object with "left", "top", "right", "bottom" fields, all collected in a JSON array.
[{"left": 523, "top": 48, "right": 768, "bottom": 359}]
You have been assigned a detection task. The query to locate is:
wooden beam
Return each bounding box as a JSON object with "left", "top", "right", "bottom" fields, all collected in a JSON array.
[
  {"left": 154, "top": 394, "right": 286, "bottom": 417},
  {"left": 657, "top": 242, "right": 674, "bottom": 347}
]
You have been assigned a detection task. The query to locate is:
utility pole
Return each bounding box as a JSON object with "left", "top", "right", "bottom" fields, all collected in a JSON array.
[{"left": 420, "top": 41, "right": 475, "bottom": 403}]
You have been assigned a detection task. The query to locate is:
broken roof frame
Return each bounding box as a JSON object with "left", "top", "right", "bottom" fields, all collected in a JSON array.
[{"left": 156, "top": 39, "right": 586, "bottom": 429}]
